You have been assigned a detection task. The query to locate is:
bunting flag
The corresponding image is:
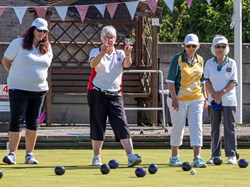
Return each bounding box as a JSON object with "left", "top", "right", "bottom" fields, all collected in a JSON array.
[
  {"left": 75, "top": 5, "right": 89, "bottom": 22},
  {"left": 35, "top": 7, "right": 48, "bottom": 18},
  {"left": 125, "top": 1, "right": 139, "bottom": 19},
  {"left": 13, "top": 7, "right": 27, "bottom": 24},
  {"left": 55, "top": 6, "right": 68, "bottom": 21},
  {"left": 206, "top": 0, "right": 211, "bottom": 4},
  {"left": 186, "top": 0, "right": 193, "bottom": 8},
  {"left": 0, "top": 6, "right": 5, "bottom": 17},
  {"left": 147, "top": 0, "right": 158, "bottom": 15},
  {"left": 106, "top": 3, "right": 118, "bottom": 19},
  {"left": 95, "top": 4, "right": 106, "bottom": 18},
  {"left": 164, "top": 0, "right": 174, "bottom": 12}
]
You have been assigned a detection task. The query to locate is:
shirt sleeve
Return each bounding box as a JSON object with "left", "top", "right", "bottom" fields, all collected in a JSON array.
[
  {"left": 204, "top": 59, "right": 210, "bottom": 80},
  {"left": 166, "top": 55, "right": 179, "bottom": 83},
  {"left": 88, "top": 48, "right": 99, "bottom": 63},
  {"left": 4, "top": 38, "right": 23, "bottom": 62},
  {"left": 229, "top": 59, "right": 238, "bottom": 84}
]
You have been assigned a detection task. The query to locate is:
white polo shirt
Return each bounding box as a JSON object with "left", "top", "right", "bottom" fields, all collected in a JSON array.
[
  {"left": 4, "top": 37, "right": 53, "bottom": 91},
  {"left": 88, "top": 47, "right": 125, "bottom": 92},
  {"left": 204, "top": 56, "right": 237, "bottom": 106}
]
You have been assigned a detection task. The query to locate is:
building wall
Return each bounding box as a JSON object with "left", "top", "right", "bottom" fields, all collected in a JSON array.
[{"left": 1, "top": 42, "right": 250, "bottom": 124}]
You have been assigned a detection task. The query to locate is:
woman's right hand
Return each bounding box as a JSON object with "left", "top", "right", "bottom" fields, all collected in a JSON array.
[{"left": 171, "top": 98, "right": 179, "bottom": 111}]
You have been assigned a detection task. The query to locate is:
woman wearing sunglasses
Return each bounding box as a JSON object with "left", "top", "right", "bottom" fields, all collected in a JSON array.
[
  {"left": 204, "top": 35, "right": 238, "bottom": 165},
  {"left": 1, "top": 18, "right": 53, "bottom": 165},
  {"left": 166, "top": 33, "right": 208, "bottom": 168}
]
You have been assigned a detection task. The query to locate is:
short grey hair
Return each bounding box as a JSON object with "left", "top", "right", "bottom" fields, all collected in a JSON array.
[{"left": 101, "top": 25, "right": 117, "bottom": 41}]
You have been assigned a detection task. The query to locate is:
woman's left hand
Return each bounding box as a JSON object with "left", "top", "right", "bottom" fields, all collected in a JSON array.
[
  {"left": 203, "top": 100, "right": 209, "bottom": 110},
  {"left": 124, "top": 43, "right": 133, "bottom": 56}
]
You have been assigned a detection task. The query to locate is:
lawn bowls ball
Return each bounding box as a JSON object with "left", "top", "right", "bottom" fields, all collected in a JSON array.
[
  {"left": 135, "top": 167, "right": 146, "bottom": 177},
  {"left": 108, "top": 160, "right": 119, "bottom": 169},
  {"left": 238, "top": 159, "right": 248, "bottom": 168},
  {"left": 213, "top": 157, "right": 223, "bottom": 165},
  {"left": 0, "top": 170, "right": 3, "bottom": 179},
  {"left": 100, "top": 164, "right": 110, "bottom": 174},
  {"left": 148, "top": 163, "right": 158, "bottom": 174},
  {"left": 54, "top": 166, "right": 65, "bottom": 175},
  {"left": 182, "top": 162, "right": 192, "bottom": 171}
]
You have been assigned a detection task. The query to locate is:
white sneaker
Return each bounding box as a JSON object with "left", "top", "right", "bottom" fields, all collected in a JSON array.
[
  {"left": 206, "top": 157, "right": 214, "bottom": 164},
  {"left": 25, "top": 153, "right": 39, "bottom": 164},
  {"left": 3, "top": 152, "right": 16, "bottom": 165},
  {"left": 128, "top": 153, "right": 142, "bottom": 167},
  {"left": 227, "top": 157, "right": 237, "bottom": 164},
  {"left": 92, "top": 155, "right": 102, "bottom": 166}
]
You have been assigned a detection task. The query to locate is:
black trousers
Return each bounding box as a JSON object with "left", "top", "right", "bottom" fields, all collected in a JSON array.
[{"left": 9, "top": 89, "right": 46, "bottom": 132}]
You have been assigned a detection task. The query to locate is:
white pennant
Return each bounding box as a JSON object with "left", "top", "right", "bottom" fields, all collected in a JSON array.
[
  {"left": 163, "top": 0, "right": 174, "bottom": 12},
  {"left": 206, "top": 0, "right": 211, "bottom": 4},
  {"left": 230, "top": 11, "right": 235, "bottom": 29},
  {"left": 125, "top": 1, "right": 139, "bottom": 19},
  {"left": 13, "top": 7, "right": 27, "bottom": 24},
  {"left": 55, "top": 6, "right": 68, "bottom": 21},
  {"left": 95, "top": 4, "right": 105, "bottom": 18}
]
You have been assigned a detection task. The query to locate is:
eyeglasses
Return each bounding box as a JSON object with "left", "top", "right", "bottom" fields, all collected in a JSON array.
[
  {"left": 216, "top": 45, "right": 226, "bottom": 49},
  {"left": 36, "top": 28, "right": 48, "bottom": 33},
  {"left": 186, "top": 45, "right": 197, "bottom": 48}
]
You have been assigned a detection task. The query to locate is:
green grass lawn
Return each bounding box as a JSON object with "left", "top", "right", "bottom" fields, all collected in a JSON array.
[{"left": 0, "top": 149, "right": 249, "bottom": 187}]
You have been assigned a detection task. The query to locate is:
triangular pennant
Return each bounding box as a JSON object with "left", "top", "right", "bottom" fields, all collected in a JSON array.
[
  {"left": 13, "top": 7, "right": 27, "bottom": 24},
  {"left": 206, "top": 0, "right": 211, "bottom": 4},
  {"left": 106, "top": 3, "right": 118, "bottom": 19},
  {"left": 95, "top": 4, "right": 106, "bottom": 18},
  {"left": 0, "top": 6, "right": 5, "bottom": 17},
  {"left": 163, "top": 0, "right": 174, "bottom": 12},
  {"left": 147, "top": 0, "right": 158, "bottom": 16},
  {"left": 125, "top": 1, "right": 139, "bottom": 19},
  {"left": 55, "top": 6, "right": 68, "bottom": 21},
  {"left": 186, "top": 0, "right": 193, "bottom": 8},
  {"left": 76, "top": 5, "right": 89, "bottom": 22},
  {"left": 35, "top": 7, "right": 48, "bottom": 18}
]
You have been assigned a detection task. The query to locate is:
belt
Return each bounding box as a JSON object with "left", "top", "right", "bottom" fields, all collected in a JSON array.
[{"left": 94, "top": 86, "right": 121, "bottom": 96}]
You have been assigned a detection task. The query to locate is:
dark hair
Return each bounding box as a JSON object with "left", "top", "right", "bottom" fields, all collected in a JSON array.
[{"left": 20, "top": 26, "right": 50, "bottom": 54}]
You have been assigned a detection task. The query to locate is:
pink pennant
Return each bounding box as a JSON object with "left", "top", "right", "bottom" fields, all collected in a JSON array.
[
  {"left": 76, "top": 5, "right": 89, "bottom": 22},
  {"left": 0, "top": 6, "right": 5, "bottom": 17},
  {"left": 147, "top": 0, "right": 158, "bottom": 16},
  {"left": 35, "top": 7, "right": 48, "bottom": 18},
  {"left": 106, "top": 3, "right": 118, "bottom": 19},
  {"left": 186, "top": 0, "right": 193, "bottom": 8}
]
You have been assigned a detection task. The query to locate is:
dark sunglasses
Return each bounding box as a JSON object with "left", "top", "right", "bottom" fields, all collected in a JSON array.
[
  {"left": 186, "top": 45, "right": 197, "bottom": 48},
  {"left": 216, "top": 45, "right": 227, "bottom": 49},
  {"left": 36, "top": 28, "right": 48, "bottom": 33}
]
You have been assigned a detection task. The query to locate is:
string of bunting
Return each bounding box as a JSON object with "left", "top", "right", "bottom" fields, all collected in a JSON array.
[{"left": 0, "top": 0, "right": 211, "bottom": 24}]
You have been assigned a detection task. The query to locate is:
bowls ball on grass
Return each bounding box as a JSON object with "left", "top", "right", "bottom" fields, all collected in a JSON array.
[
  {"left": 54, "top": 166, "right": 65, "bottom": 175},
  {"left": 135, "top": 167, "right": 146, "bottom": 177},
  {"left": 148, "top": 163, "right": 158, "bottom": 174},
  {"left": 213, "top": 157, "right": 223, "bottom": 165},
  {"left": 0, "top": 170, "right": 3, "bottom": 179},
  {"left": 181, "top": 162, "right": 192, "bottom": 171},
  {"left": 238, "top": 159, "right": 248, "bottom": 168},
  {"left": 100, "top": 164, "right": 110, "bottom": 174},
  {"left": 108, "top": 160, "right": 119, "bottom": 169}
]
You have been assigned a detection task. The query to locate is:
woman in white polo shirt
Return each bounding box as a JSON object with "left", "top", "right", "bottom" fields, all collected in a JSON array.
[
  {"left": 87, "top": 25, "right": 141, "bottom": 167},
  {"left": 204, "top": 35, "right": 238, "bottom": 164},
  {"left": 1, "top": 18, "right": 53, "bottom": 165}
]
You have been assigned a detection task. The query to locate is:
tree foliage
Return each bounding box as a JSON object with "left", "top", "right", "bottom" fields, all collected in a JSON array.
[{"left": 158, "top": 0, "right": 250, "bottom": 43}]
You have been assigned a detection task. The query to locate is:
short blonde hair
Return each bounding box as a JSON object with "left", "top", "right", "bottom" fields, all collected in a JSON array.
[{"left": 101, "top": 25, "right": 117, "bottom": 41}]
